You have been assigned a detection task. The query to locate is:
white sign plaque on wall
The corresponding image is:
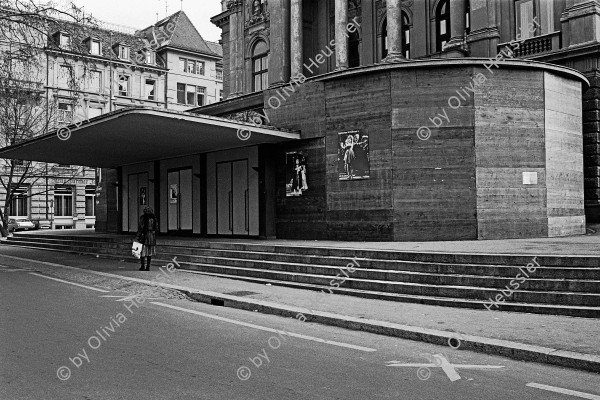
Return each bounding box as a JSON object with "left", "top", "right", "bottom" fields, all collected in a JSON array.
[{"left": 523, "top": 172, "right": 538, "bottom": 185}]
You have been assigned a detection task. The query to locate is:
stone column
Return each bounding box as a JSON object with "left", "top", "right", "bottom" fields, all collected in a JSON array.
[
  {"left": 290, "top": 0, "right": 303, "bottom": 77},
  {"left": 335, "top": 0, "right": 348, "bottom": 70},
  {"left": 444, "top": 0, "right": 467, "bottom": 56},
  {"left": 383, "top": 0, "right": 406, "bottom": 62},
  {"left": 269, "top": 0, "right": 291, "bottom": 86},
  {"left": 228, "top": 1, "right": 243, "bottom": 96}
]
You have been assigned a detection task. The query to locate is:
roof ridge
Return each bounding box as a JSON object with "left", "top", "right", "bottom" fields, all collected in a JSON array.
[
  {"left": 177, "top": 11, "right": 217, "bottom": 57},
  {"left": 137, "top": 10, "right": 182, "bottom": 35}
]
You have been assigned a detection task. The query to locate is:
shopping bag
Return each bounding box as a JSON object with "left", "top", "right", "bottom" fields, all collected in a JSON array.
[{"left": 132, "top": 241, "right": 143, "bottom": 259}]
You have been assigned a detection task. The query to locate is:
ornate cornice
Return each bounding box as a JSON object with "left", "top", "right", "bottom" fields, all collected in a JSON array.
[{"left": 227, "top": 0, "right": 244, "bottom": 12}]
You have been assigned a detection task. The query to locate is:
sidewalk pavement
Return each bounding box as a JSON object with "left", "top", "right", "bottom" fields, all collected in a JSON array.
[{"left": 1, "top": 247, "right": 599, "bottom": 373}]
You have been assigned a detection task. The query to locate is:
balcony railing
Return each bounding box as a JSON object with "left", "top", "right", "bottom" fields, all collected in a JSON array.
[{"left": 497, "top": 31, "right": 562, "bottom": 58}]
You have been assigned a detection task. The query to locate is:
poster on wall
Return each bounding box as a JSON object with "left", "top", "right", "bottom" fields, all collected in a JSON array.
[
  {"left": 338, "top": 130, "right": 370, "bottom": 181},
  {"left": 169, "top": 184, "right": 178, "bottom": 204},
  {"left": 286, "top": 152, "right": 308, "bottom": 197},
  {"left": 139, "top": 187, "right": 147, "bottom": 205}
]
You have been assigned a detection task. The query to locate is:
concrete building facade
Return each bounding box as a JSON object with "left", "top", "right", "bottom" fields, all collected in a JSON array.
[{"left": 214, "top": 0, "right": 600, "bottom": 223}]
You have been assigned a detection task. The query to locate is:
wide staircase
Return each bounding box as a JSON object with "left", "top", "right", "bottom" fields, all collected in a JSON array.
[{"left": 5, "top": 232, "right": 600, "bottom": 318}]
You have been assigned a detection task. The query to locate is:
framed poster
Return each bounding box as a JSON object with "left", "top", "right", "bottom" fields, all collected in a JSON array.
[
  {"left": 338, "top": 130, "right": 369, "bottom": 180},
  {"left": 286, "top": 152, "right": 308, "bottom": 197},
  {"left": 139, "top": 187, "right": 147, "bottom": 205},
  {"left": 169, "top": 183, "right": 178, "bottom": 204}
]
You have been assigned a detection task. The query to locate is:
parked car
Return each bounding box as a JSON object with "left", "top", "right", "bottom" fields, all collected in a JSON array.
[
  {"left": 8, "top": 218, "right": 35, "bottom": 233},
  {"left": 33, "top": 220, "right": 52, "bottom": 230}
]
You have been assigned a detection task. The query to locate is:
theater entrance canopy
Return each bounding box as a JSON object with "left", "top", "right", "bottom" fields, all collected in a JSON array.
[{"left": 0, "top": 108, "right": 300, "bottom": 168}]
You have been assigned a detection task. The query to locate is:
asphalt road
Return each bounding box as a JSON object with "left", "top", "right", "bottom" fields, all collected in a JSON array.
[{"left": 0, "top": 254, "right": 598, "bottom": 399}]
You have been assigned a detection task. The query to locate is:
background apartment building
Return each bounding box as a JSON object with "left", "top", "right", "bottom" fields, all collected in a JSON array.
[{"left": 0, "top": 9, "right": 222, "bottom": 230}]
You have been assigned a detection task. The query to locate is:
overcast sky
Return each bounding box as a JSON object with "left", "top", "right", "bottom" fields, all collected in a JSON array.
[{"left": 71, "top": 0, "right": 223, "bottom": 42}]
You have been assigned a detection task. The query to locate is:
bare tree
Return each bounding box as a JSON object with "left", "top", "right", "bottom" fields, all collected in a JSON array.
[{"left": 0, "top": 0, "right": 96, "bottom": 236}]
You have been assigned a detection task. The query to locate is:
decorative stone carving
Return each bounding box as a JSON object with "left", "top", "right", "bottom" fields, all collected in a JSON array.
[
  {"left": 223, "top": 109, "right": 270, "bottom": 126},
  {"left": 245, "top": 0, "right": 269, "bottom": 29},
  {"left": 227, "top": 0, "right": 243, "bottom": 12}
]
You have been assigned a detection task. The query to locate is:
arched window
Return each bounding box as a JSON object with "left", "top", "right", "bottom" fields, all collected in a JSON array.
[
  {"left": 436, "top": 0, "right": 451, "bottom": 52},
  {"left": 252, "top": 40, "right": 269, "bottom": 91},
  {"left": 381, "top": 12, "right": 411, "bottom": 60},
  {"left": 402, "top": 12, "right": 410, "bottom": 58},
  {"left": 349, "top": 30, "right": 360, "bottom": 68},
  {"left": 382, "top": 19, "right": 387, "bottom": 59}
]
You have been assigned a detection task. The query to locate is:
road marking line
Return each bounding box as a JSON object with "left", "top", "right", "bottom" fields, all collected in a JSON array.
[
  {"left": 151, "top": 302, "right": 377, "bottom": 353},
  {"left": 387, "top": 353, "right": 505, "bottom": 382},
  {"left": 28, "top": 272, "right": 110, "bottom": 293},
  {"left": 0, "top": 269, "right": 30, "bottom": 272},
  {"left": 527, "top": 383, "right": 600, "bottom": 399},
  {"left": 99, "top": 295, "right": 127, "bottom": 298}
]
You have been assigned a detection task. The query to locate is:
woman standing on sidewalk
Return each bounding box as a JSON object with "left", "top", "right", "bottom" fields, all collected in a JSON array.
[{"left": 136, "top": 206, "right": 158, "bottom": 271}]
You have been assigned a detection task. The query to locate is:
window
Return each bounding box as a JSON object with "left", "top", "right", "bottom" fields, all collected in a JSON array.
[
  {"left": 516, "top": 0, "right": 553, "bottom": 39},
  {"left": 90, "top": 39, "right": 101, "bottom": 55},
  {"left": 89, "top": 70, "right": 101, "bottom": 92},
  {"left": 54, "top": 187, "right": 73, "bottom": 217},
  {"left": 466, "top": 0, "right": 471, "bottom": 35},
  {"left": 402, "top": 13, "right": 410, "bottom": 58},
  {"left": 145, "top": 79, "right": 156, "bottom": 100},
  {"left": 349, "top": 30, "right": 360, "bottom": 67},
  {"left": 58, "top": 65, "right": 72, "bottom": 87},
  {"left": 85, "top": 186, "right": 95, "bottom": 216},
  {"left": 252, "top": 41, "right": 269, "bottom": 91},
  {"left": 196, "top": 61, "right": 205, "bottom": 75},
  {"left": 216, "top": 67, "right": 223, "bottom": 80},
  {"left": 539, "top": 0, "right": 554, "bottom": 34},
  {"left": 57, "top": 102, "right": 73, "bottom": 124},
  {"left": 118, "top": 45, "right": 129, "bottom": 60},
  {"left": 177, "top": 83, "right": 186, "bottom": 104},
  {"left": 59, "top": 33, "right": 70, "bottom": 49},
  {"left": 146, "top": 51, "right": 155, "bottom": 65},
  {"left": 118, "top": 75, "right": 130, "bottom": 97},
  {"left": 180, "top": 58, "right": 205, "bottom": 75},
  {"left": 436, "top": 0, "right": 451, "bottom": 52},
  {"left": 516, "top": 0, "right": 535, "bottom": 40},
  {"left": 10, "top": 186, "right": 28, "bottom": 217},
  {"left": 382, "top": 20, "right": 388, "bottom": 59},
  {"left": 219, "top": 90, "right": 223, "bottom": 102},
  {"left": 177, "top": 83, "right": 204, "bottom": 106},
  {"left": 186, "top": 84, "right": 195, "bottom": 105},
  {"left": 197, "top": 86, "right": 206, "bottom": 106},
  {"left": 186, "top": 59, "right": 195, "bottom": 73}
]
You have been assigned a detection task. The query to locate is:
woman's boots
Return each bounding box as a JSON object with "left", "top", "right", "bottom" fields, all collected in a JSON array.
[{"left": 139, "top": 257, "right": 146, "bottom": 271}]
